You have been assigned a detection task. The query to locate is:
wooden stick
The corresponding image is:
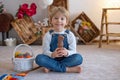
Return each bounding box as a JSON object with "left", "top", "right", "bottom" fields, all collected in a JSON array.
[{"left": 16, "top": 66, "right": 41, "bottom": 76}]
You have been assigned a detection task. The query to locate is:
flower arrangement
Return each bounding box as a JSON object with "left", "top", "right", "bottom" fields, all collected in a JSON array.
[{"left": 16, "top": 3, "right": 37, "bottom": 19}]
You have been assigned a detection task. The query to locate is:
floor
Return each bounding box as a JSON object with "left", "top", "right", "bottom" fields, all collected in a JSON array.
[{"left": 0, "top": 43, "right": 120, "bottom": 80}]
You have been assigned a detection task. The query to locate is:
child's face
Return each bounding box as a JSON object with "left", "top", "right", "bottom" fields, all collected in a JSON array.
[{"left": 51, "top": 11, "right": 67, "bottom": 31}]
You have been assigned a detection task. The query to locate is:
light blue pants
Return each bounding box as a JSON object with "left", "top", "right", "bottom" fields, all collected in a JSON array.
[{"left": 35, "top": 54, "right": 83, "bottom": 72}]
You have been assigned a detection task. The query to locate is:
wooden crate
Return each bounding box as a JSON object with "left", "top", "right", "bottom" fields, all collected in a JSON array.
[
  {"left": 71, "top": 12, "right": 100, "bottom": 44},
  {"left": 11, "top": 16, "right": 41, "bottom": 44}
]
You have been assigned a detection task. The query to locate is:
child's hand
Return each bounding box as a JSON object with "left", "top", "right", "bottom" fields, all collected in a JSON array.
[
  {"left": 57, "top": 48, "right": 68, "bottom": 57},
  {"left": 51, "top": 48, "right": 63, "bottom": 58}
]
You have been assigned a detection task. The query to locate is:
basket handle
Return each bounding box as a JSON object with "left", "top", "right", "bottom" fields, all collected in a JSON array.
[{"left": 13, "top": 44, "right": 34, "bottom": 58}]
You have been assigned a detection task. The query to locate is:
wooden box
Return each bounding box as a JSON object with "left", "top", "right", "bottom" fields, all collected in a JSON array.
[
  {"left": 11, "top": 16, "right": 41, "bottom": 44},
  {"left": 71, "top": 12, "right": 100, "bottom": 44}
]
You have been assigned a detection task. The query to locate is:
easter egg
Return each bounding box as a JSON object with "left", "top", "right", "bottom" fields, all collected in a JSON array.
[
  {"left": 24, "top": 52, "right": 32, "bottom": 58},
  {"left": 16, "top": 53, "right": 24, "bottom": 58},
  {"left": 15, "top": 51, "right": 21, "bottom": 57}
]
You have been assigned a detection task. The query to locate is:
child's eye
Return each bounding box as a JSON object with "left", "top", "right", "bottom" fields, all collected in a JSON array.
[
  {"left": 61, "top": 18, "right": 64, "bottom": 20},
  {"left": 54, "top": 17, "right": 58, "bottom": 19}
]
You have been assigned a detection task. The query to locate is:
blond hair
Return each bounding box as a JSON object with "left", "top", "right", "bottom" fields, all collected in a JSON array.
[{"left": 49, "top": 6, "right": 70, "bottom": 24}]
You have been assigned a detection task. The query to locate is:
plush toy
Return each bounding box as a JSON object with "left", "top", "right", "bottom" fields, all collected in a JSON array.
[{"left": 74, "top": 19, "right": 82, "bottom": 31}]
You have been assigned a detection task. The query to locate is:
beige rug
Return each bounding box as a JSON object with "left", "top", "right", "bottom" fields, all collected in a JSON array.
[{"left": 0, "top": 44, "right": 120, "bottom": 80}]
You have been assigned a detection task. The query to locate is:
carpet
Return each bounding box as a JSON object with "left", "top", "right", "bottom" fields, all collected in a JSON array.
[{"left": 0, "top": 44, "right": 120, "bottom": 80}]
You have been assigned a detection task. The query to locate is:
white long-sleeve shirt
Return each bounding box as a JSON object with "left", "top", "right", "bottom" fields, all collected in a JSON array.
[{"left": 42, "top": 29, "right": 77, "bottom": 57}]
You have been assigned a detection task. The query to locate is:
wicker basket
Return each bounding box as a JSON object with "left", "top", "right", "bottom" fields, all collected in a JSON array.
[{"left": 12, "top": 44, "right": 34, "bottom": 72}]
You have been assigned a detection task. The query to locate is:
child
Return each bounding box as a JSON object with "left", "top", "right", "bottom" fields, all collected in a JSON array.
[{"left": 35, "top": 6, "right": 83, "bottom": 73}]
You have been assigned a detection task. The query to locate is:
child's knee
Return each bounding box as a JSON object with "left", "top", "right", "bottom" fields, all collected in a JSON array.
[
  {"left": 74, "top": 54, "right": 83, "bottom": 64},
  {"left": 35, "top": 54, "right": 45, "bottom": 64}
]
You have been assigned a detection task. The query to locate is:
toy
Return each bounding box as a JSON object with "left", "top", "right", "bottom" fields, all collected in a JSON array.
[
  {"left": 0, "top": 74, "right": 24, "bottom": 80},
  {"left": 74, "top": 19, "right": 82, "bottom": 31},
  {"left": 0, "top": 66, "right": 41, "bottom": 80}
]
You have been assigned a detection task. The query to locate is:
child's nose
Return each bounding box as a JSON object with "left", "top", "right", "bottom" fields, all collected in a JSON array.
[{"left": 57, "top": 19, "right": 61, "bottom": 22}]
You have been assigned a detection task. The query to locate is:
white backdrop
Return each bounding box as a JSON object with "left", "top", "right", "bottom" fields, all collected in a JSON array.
[{"left": 0, "top": 0, "right": 120, "bottom": 41}]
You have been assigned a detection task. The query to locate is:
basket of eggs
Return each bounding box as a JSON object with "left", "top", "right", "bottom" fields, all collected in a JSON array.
[{"left": 12, "top": 44, "right": 34, "bottom": 72}]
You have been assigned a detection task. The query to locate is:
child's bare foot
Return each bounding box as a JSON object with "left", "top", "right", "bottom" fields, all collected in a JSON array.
[
  {"left": 42, "top": 67, "right": 50, "bottom": 73},
  {"left": 66, "top": 66, "right": 81, "bottom": 73}
]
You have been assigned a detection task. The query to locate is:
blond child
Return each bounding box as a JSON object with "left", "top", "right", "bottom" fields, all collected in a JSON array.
[{"left": 35, "top": 6, "right": 83, "bottom": 73}]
